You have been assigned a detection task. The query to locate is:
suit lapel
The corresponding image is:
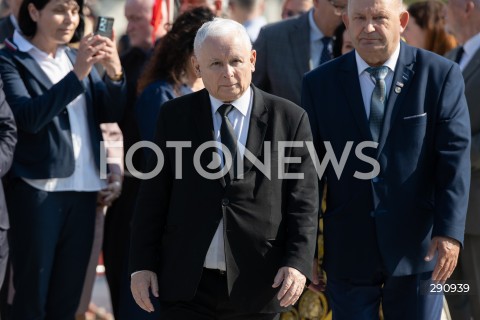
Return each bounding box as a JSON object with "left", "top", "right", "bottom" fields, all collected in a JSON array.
[
  {"left": 462, "top": 47, "right": 480, "bottom": 83},
  {"left": 288, "top": 13, "right": 310, "bottom": 75},
  {"left": 192, "top": 89, "right": 226, "bottom": 187},
  {"left": 340, "top": 52, "right": 372, "bottom": 141},
  {"left": 242, "top": 86, "right": 269, "bottom": 176},
  {"left": 13, "top": 50, "right": 53, "bottom": 90},
  {"left": 377, "top": 42, "right": 415, "bottom": 157}
]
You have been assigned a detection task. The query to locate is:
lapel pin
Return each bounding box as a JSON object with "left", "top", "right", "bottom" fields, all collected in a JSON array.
[
  {"left": 395, "top": 81, "right": 404, "bottom": 88},
  {"left": 395, "top": 86, "right": 402, "bottom": 94}
]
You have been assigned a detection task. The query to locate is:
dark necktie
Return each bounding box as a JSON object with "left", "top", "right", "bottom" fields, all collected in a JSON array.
[
  {"left": 454, "top": 46, "right": 464, "bottom": 64},
  {"left": 319, "top": 37, "right": 332, "bottom": 66},
  {"left": 367, "top": 66, "right": 389, "bottom": 142},
  {"left": 218, "top": 104, "right": 237, "bottom": 182}
]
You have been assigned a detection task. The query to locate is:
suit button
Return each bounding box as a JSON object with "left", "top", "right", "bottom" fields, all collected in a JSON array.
[{"left": 222, "top": 198, "right": 229, "bottom": 206}]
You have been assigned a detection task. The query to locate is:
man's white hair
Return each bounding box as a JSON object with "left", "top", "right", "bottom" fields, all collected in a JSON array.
[{"left": 194, "top": 18, "right": 252, "bottom": 56}]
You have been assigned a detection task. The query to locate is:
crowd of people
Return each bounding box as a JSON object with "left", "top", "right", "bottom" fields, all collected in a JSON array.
[{"left": 0, "top": 0, "right": 478, "bottom": 319}]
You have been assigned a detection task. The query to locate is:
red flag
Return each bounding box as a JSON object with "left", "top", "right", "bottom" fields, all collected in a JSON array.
[{"left": 151, "top": 0, "right": 165, "bottom": 45}]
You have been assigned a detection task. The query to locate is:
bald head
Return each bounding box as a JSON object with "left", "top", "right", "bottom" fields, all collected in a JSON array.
[
  {"left": 444, "top": 0, "right": 480, "bottom": 43},
  {"left": 125, "top": 0, "right": 164, "bottom": 50}
]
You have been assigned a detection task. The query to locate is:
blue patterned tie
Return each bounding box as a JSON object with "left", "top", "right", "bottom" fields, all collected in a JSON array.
[
  {"left": 366, "top": 66, "right": 389, "bottom": 142},
  {"left": 319, "top": 37, "right": 332, "bottom": 66},
  {"left": 218, "top": 104, "right": 237, "bottom": 182}
]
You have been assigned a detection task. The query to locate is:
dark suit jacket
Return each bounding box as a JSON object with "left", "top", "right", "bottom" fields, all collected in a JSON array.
[
  {"left": 253, "top": 12, "right": 311, "bottom": 105},
  {"left": 302, "top": 42, "right": 471, "bottom": 278},
  {"left": 129, "top": 86, "right": 318, "bottom": 313},
  {"left": 0, "top": 41, "right": 126, "bottom": 179},
  {"left": 0, "top": 16, "right": 15, "bottom": 44},
  {"left": 0, "top": 76, "right": 16, "bottom": 230},
  {"left": 446, "top": 46, "right": 480, "bottom": 235}
]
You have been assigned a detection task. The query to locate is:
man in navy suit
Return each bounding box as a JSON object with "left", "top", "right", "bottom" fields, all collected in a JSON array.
[{"left": 302, "top": 0, "right": 471, "bottom": 318}]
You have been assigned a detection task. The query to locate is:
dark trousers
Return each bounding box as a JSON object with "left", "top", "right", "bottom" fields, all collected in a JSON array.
[
  {"left": 327, "top": 271, "right": 443, "bottom": 320},
  {"left": 103, "top": 176, "right": 159, "bottom": 320},
  {"left": 159, "top": 268, "right": 280, "bottom": 320},
  {"left": 7, "top": 180, "right": 96, "bottom": 320}
]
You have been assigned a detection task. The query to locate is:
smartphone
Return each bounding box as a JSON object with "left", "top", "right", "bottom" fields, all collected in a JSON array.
[{"left": 95, "top": 16, "right": 114, "bottom": 39}]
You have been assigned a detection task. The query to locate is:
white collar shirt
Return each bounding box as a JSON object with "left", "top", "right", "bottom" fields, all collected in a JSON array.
[
  {"left": 204, "top": 87, "right": 253, "bottom": 271},
  {"left": 356, "top": 42, "right": 400, "bottom": 119}
]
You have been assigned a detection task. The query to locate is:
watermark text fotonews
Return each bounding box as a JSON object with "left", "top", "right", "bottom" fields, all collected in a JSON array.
[{"left": 100, "top": 140, "right": 380, "bottom": 180}]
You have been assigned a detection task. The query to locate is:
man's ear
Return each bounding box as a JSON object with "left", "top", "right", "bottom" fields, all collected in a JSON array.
[
  {"left": 28, "top": 3, "right": 39, "bottom": 22},
  {"left": 466, "top": 0, "right": 475, "bottom": 14},
  {"left": 250, "top": 50, "right": 257, "bottom": 72},
  {"left": 399, "top": 10, "right": 409, "bottom": 33},
  {"left": 192, "top": 55, "right": 201, "bottom": 78},
  {"left": 342, "top": 13, "right": 349, "bottom": 29}
]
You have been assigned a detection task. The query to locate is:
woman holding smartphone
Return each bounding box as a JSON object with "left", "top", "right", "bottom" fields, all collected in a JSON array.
[{"left": 0, "top": 0, "right": 125, "bottom": 317}]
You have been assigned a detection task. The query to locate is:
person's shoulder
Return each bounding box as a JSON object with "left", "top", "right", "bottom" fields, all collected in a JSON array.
[
  {"left": 159, "top": 88, "right": 207, "bottom": 115},
  {"left": 305, "top": 51, "right": 351, "bottom": 81},
  {"left": 0, "top": 38, "right": 19, "bottom": 61},
  {"left": 259, "top": 13, "right": 308, "bottom": 36},
  {"left": 140, "top": 79, "right": 173, "bottom": 97},
  {"left": 254, "top": 86, "right": 305, "bottom": 115},
  {"left": 404, "top": 43, "right": 456, "bottom": 70}
]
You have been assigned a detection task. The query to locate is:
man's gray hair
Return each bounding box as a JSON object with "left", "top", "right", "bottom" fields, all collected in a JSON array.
[{"left": 194, "top": 18, "right": 252, "bottom": 56}]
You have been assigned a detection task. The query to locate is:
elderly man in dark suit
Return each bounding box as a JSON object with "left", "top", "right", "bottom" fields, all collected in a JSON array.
[
  {"left": 253, "top": 0, "right": 344, "bottom": 105},
  {"left": 443, "top": 1, "right": 480, "bottom": 319},
  {"left": 130, "top": 18, "right": 318, "bottom": 319},
  {"left": 302, "top": 0, "right": 471, "bottom": 318},
  {"left": 0, "top": 76, "right": 16, "bottom": 320}
]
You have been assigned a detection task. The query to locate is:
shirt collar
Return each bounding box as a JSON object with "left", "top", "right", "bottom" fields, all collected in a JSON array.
[
  {"left": 10, "top": 15, "right": 19, "bottom": 32},
  {"left": 463, "top": 32, "right": 480, "bottom": 57},
  {"left": 14, "top": 29, "right": 34, "bottom": 53},
  {"left": 13, "top": 29, "right": 67, "bottom": 59},
  {"left": 356, "top": 41, "right": 401, "bottom": 76},
  {"left": 309, "top": 9, "right": 325, "bottom": 42},
  {"left": 210, "top": 86, "right": 252, "bottom": 117}
]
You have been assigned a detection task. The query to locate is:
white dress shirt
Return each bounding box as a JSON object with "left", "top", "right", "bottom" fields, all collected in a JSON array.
[
  {"left": 309, "top": 9, "right": 330, "bottom": 69},
  {"left": 356, "top": 43, "right": 400, "bottom": 119},
  {"left": 204, "top": 87, "right": 253, "bottom": 271},
  {"left": 14, "top": 30, "right": 106, "bottom": 192},
  {"left": 459, "top": 32, "right": 480, "bottom": 72}
]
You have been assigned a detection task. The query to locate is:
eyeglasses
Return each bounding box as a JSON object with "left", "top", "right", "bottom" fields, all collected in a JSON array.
[{"left": 328, "top": 0, "right": 346, "bottom": 16}]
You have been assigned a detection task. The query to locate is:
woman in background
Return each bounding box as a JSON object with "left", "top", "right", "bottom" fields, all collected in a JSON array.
[
  {"left": 0, "top": 0, "right": 125, "bottom": 317},
  {"left": 403, "top": 0, "right": 457, "bottom": 55},
  {"left": 332, "top": 23, "right": 353, "bottom": 58},
  {"left": 135, "top": 6, "right": 215, "bottom": 145}
]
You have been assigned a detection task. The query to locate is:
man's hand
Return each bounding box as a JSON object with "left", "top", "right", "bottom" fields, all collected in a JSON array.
[
  {"left": 425, "top": 236, "right": 461, "bottom": 282},
  {"left": 272, "top": 267, "right": 306, "bottom": 307},
  {"left": 131, "top": 271, "right": 159, "bottom": 312}
]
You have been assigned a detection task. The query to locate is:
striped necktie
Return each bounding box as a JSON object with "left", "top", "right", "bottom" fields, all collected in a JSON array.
[
  {"left": 218, "top": 104, "right": 237, "bottom": 182},
  {"left": 366, "top": 66, "right": 389, "bottom": 142}
]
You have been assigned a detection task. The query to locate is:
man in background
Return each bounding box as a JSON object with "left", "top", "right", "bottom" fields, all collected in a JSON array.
[
  {"left": 0, "top": 0, "right": 22, "bottom": 43},
  {"left": 228, "top": 0, "right": 266, "bottom": 42},
  {"left": 102, "top": 0, "right": 165, "bottom": 318},
  {"left": 281, "top": 0, "right": 313, "bottom": 19},
  {"left": 444, "top": 0, "right": 480, "bottom": 318},
  {"left": 253, "top": 0, "right": 344, "bottom": 105}
]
